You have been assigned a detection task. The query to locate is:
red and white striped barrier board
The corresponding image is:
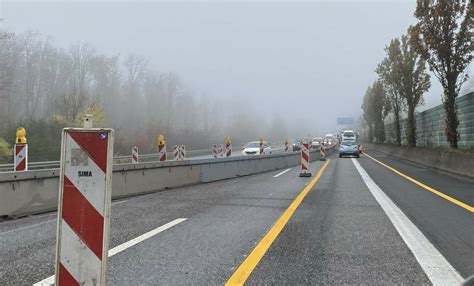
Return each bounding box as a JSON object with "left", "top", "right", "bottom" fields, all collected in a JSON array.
[
  {"left": 158, "top": 143, "right": 167, "bottom": 161},
  {"left": 173, "top": 145, "right": 179, "bottom": 160},
  {"left": 213, "top": 144, "right": 218, "bottom": 158},
  {"left": 299, "top": 142, "right": 311, "bottom": 177},
  {"left": 179, "top": 145, "right": 186, "bottom": 160},
  {"left": 55, "top": 128, "right": 114, "bottom": 286},
  {"left": 259, "top": 140, "right": 264, "bottom": 155},
  {"left": 284, "top": 139, "right": 289, "bottom": 152},
  {"left": 320, "top": 144, "right": 326, "bottom": 161},
  {"left": 225, "top": 142, "right": 232, "bottom": 158},
  {"left": 219, "top": 144, "right": 224, "bottom": 157},
  {"left": 14, "top": 144, "right": 28, "bottom": 171},
  {"left": 131, "top": 146, "right": 138, "bottom": 163}
]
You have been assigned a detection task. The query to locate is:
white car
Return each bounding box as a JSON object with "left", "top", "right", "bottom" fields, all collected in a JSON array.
[
  {"left": 242, "top": 141, "right": 272, "bottom": 156},
  {"left": 311, "top": 137, "right": 323, "bottom": 149},
  {"left": 341, "top": 130, "right": 356, "bottom": 142},
  {"left": 325, "top": 134, "right": 335, "bottom": 145}
]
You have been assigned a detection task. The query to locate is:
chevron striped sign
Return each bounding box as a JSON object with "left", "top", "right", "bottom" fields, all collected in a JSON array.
[{"left": 55, "top": 128, "right": 114, "bottom": 286}]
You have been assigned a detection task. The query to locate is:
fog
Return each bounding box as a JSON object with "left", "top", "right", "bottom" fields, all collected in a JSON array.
[{"left": 3, "top": 0, "right": 466, "bottom": 149}]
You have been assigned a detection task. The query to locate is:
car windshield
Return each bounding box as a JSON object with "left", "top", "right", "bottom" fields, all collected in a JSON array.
[
  {"left": 343, "top": 133, "right": 355, "bottom": 137},
  {"left": 341, "top": 141, "right": 357, "bottom": 146},
  {"left": 246, "top": 142, "right": 260, "bottom": 148}
]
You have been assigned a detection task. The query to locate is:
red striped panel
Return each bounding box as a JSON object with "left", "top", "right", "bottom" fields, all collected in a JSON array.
[
  {"left": 15, "top": 144, "right": 25, "bottom": 153},
  {"left": 302, "top": 152, "right": 309, "bottom": 162},
  {"left": 62, "top": 176, "right": 104, "bottom": 259},
  {"left": 58, "top": 263, "right": 79, "bottom": 286},
  {"left": 69, "top": 132, "right": 108, "bottom": 173},
  {"left": 16, "top": 159, "right": 26, "bottom": 171}
]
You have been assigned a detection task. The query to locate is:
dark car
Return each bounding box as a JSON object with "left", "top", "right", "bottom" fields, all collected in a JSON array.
[{"left": 291, "top": 140, "right": 301, "bottom": 151}]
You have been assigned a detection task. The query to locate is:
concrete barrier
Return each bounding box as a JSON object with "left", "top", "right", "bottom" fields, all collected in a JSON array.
[
  {"left": 365, "top": 143, "right": 474, "bottom": 179},
  {"left": 0, "top": 146, "right": 334, "bottom": 218}
]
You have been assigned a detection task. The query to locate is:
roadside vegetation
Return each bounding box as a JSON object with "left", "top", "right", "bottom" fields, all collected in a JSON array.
[
  {"left": 362, "top": 0, "right": 473, "bottom": 148},
  {"left": 0, "top": 32, "right": 287, "bottom": 163}
]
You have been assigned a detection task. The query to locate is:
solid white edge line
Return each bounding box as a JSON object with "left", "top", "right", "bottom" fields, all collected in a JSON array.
[
  {"left": 351, "top": 158, "right": 463, "bottom": 285},
  {"left": 273, "top": 168, "right": 291, "bottom": 178},
  {"left": 33, "top": 218, "right": 187, "bottom": 286}
]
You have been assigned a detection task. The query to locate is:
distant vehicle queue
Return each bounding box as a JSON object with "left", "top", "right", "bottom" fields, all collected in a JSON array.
[{"left": 242, "top": 130, "right": 363, "bottom": 158}]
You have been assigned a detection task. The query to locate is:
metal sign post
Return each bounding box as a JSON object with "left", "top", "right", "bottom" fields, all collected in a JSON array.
[{"left": 55, "top": 128, "right": 114, "bottom": 286}]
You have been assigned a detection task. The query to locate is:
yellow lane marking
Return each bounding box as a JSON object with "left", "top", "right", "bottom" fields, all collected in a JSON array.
[
  {"left": 364, "top": 153, "right": 474, "bottom": 213},
  {"left": 225, "top": 160, "right": 331, "bottom": 286}
]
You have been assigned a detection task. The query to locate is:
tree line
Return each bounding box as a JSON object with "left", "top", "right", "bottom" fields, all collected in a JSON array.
[
  {"left": 362, "top": 0, "right": 472, "bottom": 148},
  {"left": 0, "top": 30, "right": 288, "bottom": 162}
]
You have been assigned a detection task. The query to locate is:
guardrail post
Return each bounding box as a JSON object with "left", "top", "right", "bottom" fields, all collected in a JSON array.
[{"left": 55, "top": 127, "right": 114, "bottom": 285}]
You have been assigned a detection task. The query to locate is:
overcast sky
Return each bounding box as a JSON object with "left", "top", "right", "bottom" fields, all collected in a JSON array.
[{"left": 3, "top": 0, "right": 464, "bottom": 134}]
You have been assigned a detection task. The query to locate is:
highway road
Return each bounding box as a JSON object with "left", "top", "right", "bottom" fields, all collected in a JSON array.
[{"left": 0, "top": 149, "right": 472, "bottom": 285}]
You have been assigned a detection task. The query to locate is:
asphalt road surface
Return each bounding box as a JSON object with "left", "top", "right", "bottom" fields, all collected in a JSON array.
[{"left": 0, "top": 149, "right": 472, "bottom": 285}]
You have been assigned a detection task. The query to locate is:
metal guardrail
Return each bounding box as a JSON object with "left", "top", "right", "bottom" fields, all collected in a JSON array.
[
  {"left": 0, "top": 146, "right": 288, "bottom": 172},
  {"left": 0, "top": 148, "right": 214, "bottom": 172}
]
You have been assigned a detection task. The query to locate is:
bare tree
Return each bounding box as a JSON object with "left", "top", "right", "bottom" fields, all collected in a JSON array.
[
  {"left": 91, "top": 54, "right": 121, "bottom": 122},
  {"left": 0, "top": 31, "right": 20, "bottom": 130},
  {"left": 60, "top": 42, "right": 95, "bottom": 120},
  {"left": 122, "top": 53, "right": 148, "bottom": 127}
]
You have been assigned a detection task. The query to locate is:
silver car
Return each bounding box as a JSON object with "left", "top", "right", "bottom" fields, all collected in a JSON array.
[{"left": 339, "top": 140, "right": 359, "bottom": 158}]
